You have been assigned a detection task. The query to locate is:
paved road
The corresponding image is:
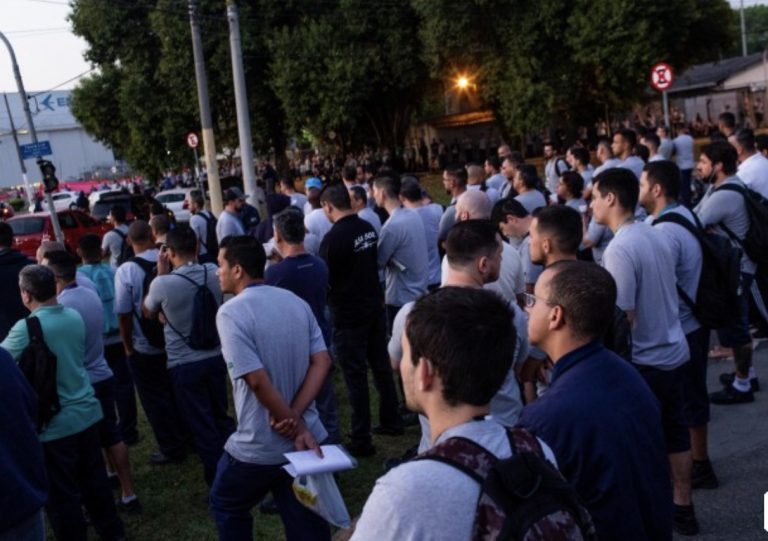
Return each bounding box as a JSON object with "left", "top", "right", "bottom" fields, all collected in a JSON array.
[{"left": 676, "top": 339, "right": 768, "bottom": 540}]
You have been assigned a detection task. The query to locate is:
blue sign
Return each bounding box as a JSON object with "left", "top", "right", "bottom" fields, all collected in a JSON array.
[{"left": 20, "top": 141, "right": 52, "bottom": 160}]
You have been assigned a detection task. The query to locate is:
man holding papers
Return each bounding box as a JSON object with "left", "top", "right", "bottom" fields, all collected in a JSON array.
[{"left": 209, "top": 236, "right": 332, "bottom": 541}]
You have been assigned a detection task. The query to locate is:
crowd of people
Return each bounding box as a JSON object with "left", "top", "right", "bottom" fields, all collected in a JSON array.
[{"left": 1, "top": 113, "right": 768, "bottom": 541}]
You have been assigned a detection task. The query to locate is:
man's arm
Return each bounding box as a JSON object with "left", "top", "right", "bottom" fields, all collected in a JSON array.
[
  {"left": 118, "top": 313, "right": 134, "bottom": 356},
  {"left": 0, "top": 319, "right": 30, "bottom": 360},
  {"left": 288, "top": 350, "right": 332, "bottom": 417}
]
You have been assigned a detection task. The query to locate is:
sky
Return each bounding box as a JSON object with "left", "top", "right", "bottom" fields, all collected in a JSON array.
[{"left": 0, "top": 0, "right": 766, "bottom": 93}]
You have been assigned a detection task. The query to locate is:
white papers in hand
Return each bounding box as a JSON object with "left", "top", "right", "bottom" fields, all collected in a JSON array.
[{"left": 282, "top": 445, "right": 357, "bottom": 478}]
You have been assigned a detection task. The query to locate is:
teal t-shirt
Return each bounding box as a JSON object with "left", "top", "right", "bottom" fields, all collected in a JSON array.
[{"left": 1, "top": 304, "right": 102, "bottom": 442}]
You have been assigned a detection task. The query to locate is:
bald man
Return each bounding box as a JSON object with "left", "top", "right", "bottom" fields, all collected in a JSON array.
[{"left": 466, "top": 165, "right": 500, "bottom": 204}]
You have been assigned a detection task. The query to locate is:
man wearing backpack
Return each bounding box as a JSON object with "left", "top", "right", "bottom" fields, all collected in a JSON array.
[
  {"left": 102, "top": 205, "right": 131, "bottom": 268},
  {"left": 0, "top": 222, "right": 33, "bottom": 341},
  {"left": 353, "top": 287, "right": 587, "bottom": 541},
  {"left": 1, "top": 265, "right": 125, "bottom": 541},
  {"left": 640, "top": 161, "right": 720, "bottom": 491},
  {"left": 519, "top": 261, "right": 673, "bottom": 541},
  {"left": 143, "top": 225, "right": 235, "bottom": 486},
  {"left": 188, "top": 190, "right": 218, "bottom": 264},
  {"left": 114, "top": 220, "right": 187, "bottom": 465},
  {"left": 694, "top": 142, "right": 758, "bottom": 403}
]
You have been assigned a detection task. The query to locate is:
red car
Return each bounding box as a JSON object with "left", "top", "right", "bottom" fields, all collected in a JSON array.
[{"left": 7, "top": 210, "right": 112, "bottom": 258}]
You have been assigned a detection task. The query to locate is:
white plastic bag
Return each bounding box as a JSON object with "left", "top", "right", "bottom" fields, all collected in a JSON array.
[{"left": 292, "top": 472, "right": 352, "bottom": 529}]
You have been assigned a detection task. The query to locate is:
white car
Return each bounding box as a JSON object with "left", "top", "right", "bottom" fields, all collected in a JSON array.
[
  {"left": 155, "top": 188, "right": 194, "bottom": 222},
  {"left": 29, "top": 191, "right": 80, "bottom": 213},
  {"left": 89, "top": 188, "right": 125, "bottom": 209}
]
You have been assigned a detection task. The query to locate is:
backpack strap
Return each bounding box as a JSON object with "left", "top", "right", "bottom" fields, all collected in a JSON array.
[
  {"left": 506, "top": 427, "right": 543, "bottom": 459},
  {"left": 128, "top": 257, "right": 155, "bottom": 321},
  {"left": 413, "top": 436, "right": 498, "bottom": 484},
  {"left": 198, "top": 212, "right": 214, "bottom": 249},
  {"left": 164, "top": 265, "right": 206, "bottom": 343},
  {"left": 713, "top": 183, "right": 750, "bottom": 247},
  {"left": 26, "top": 316, "right": 44, "bottom": 343}
]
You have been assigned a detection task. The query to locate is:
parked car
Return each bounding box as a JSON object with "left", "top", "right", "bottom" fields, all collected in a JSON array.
[
  {"left": 155, "top": 188, "right": 194, "bottom": 222},
  {"left": 91, "top": 193, "right": 175, "bottom": 224},
  {"left": 89, "top": 188, "right": 125, "bottom": 209},
  {"left": 28, "top": 191, "right": 80, "bottom": 213},
  {"left": 0, "top": 202, "right": 14, "bottom": 221},
  {"left": 7, "top": 210, "right": 111, "bottom": 258}
]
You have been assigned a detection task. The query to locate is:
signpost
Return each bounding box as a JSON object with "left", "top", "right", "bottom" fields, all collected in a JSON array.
[
  {"left": 19, "top": 140, "right": 52, "bottom": 160},
  {"left": 186, "top": 132, "right": 205, "bottom": 202},
  {"left": 650, "top": 62, "right": 674, "bottom": 129}
]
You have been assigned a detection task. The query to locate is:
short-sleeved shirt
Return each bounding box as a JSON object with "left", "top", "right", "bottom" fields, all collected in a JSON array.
[
  {"left": 437, "top": 203, "right": 456, "bottom": 243},
  {"left": 618, "top": 156, "right": 645, "bottom": 180},
  {"left": 486, "top": 173, "right": 506, "bottom": 191},
  {"left": 659, "top": 137, "right": 674, "bottom": 160},
  {"left": 265, "top": 254, "right": 330, "bottom": 346},
  {"left": 217, "top": 285, "right": 327, "bottom": 464},
  {"left": 601, "top": 221, "right": 689, "bottom": 369},
  {"left": 77, "top": 263, "right": 119, "bottom": 343},
  {"left": 190, "top": 210, "right": 215, "bottom": 256},
  {"left": 440, "top": 241, "right": 524, "bottom": 302},
  {"left": 651, "top": 205, "right": 703, "bottom": 335},
  {"left": 593, "top": 158, "right": 622, "bottom": 177},
  {"left": 357, "top": 207, "right": 382, "bottom": 235},
  {"left": 58, "top": 284, "right": 113, "bottom": 384},
  {"left": 514, "top": 190, "right": 547, "bottom": 214},
  {"left": 377, "top": 207, "right": 429, "bottom": 307},
  {"left": 736, "top": 152, "right": 768, "bottom": 199},
  {"left": 415, "top": 204, "right": 443, "bottom": 286},
  {"left": 565, "top": 198, "right": 587, "bottom": 213},
  {"left": 216, "top": 209, "right": 245, "bottom": 243},
  {"left": 585, "top": 218, "right": 613, "bottom": 264},
  {"left": 113, "top": 249, "right": 164, "bottom": 355},
  {"left": 144, "top": 262, "right": 222, "bottom": 368},
  {"left": 673, "top": 134, "right": 695, "bottom": 170},
  {"left": 1, "top": 305, "right": 102, "bottom": 442},
  {"left": 304, "top": 208, "right": 333, "bottom": 244},
  {"left": 694, "top": 176, "right": 755, "bottom": 275},
  {"left": 101, "top": 224, "right": 129, "bottom": 268},
  {"left": 518, "top": 235, "right": 543, "bottom": 287},
  {"left": 289, "top": 192, "right": 308, "bottom": 211}
]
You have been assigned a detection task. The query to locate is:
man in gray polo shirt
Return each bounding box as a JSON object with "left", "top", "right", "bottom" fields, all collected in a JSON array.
[
  {"left": 144, "top": 225, "right": 235, "bottom": 486},
  {"left": 101, "top": 205, "right": 130, "bottom": 268},
  {"left": 216, "top": 187, "right": 246, "bottom": 243},
  {"left": 372, "top": 175, "right": 429, "bottom": 330}
]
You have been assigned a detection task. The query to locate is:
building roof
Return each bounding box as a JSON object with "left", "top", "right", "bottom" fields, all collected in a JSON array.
[{"left": 668, "top": 52, "right": 763, "bottom": 95}]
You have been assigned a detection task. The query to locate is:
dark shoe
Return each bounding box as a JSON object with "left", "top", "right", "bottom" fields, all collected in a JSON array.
[
  {"left": 150, "top": 450, "right": 185, "bottom": 465},
  {"left": 345, "top": 440, "right": 376, "bottom": 458},
  {"left": 116, "top": 497, "right": 143, "bottom": 514},
  {"left": 372, "top": 424, "right": 404, "bottom": 437},
  {"left": 673, "top": 504, "right": 699, "bottom": 536},
  {"left": 719, "top": 372, "right": 760, "bottom": 392},
  {"left": 259, "top": 497, "right": 279, "bottom": 515},
  {"left": 692, "top": 459, "right": 719, "bottom": 490},
  {"left": 710, "top": 384, "right": 755, "bottom": 405}
]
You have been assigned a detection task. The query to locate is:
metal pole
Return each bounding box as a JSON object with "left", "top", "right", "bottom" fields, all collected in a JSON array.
[
  {"left": 227, "top": 0, "right": 258, "bottom": 205},
  {"left": 741, "top": 0, "right": 748, "bottom": 57},
  {"left": 192, "top": 146, "right": 207, "bottom": 205},
  {"left": 662, "top": 90, "right": 670, "bottom": 129},
  {"left": 3, "top": 92, "right": 33, "bottom": 202},
  {"left": 188, "top": 0, "right": 223, "bottom": 216},
  {"left": 0, "top": 32, "right": 63, "bottom": 242}
]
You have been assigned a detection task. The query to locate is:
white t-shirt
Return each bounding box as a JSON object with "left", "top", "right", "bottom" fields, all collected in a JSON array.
[
  {"left": 113, "top": 249, "right": 164, "bottom": 355},
  {"left": 304, "top": 208, "right": 333, "bottom": 245},
  {"left": 737, "top": 152, "right": 768, "bottom": 199}
]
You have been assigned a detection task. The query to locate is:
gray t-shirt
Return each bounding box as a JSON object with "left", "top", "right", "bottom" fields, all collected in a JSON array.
[
  {"left": 486, "top": 173, "right": 506, "bottom": 191},
  {"left": 585, "top": 218, "right": 613, "bottom": 264},
  {"left": 602, "top": 222, "right": 689, "bottom": 369},
  {"left": 565, "top": 198, "right": 587, "bottom": 213},
  {"left": 673, "top": 134, "right": 695, "bottom": 170},
  {"left": 694, "top": 176, "right": 756, "bottom": 275},
  {"left": 190, "top": 210, "right": 214, "bottom": 256},
  {"left": 113, "top": 249, "right": 164, "bottom": 355},
  {"left": 218, "top": 284, "right": 327, "bottom": 465},
  {"left": 304, "top": 208, "right": 333, "bottom": 245},
  {"left": 659, "top": 137, "right": 674, "bottom": 160},
  {"left": 378, "top": 207, "right": 429, "bottom": 307},
  {"left": 618, "top": 156, "right": 645, "bottom": 180},
  {"left": 357, "top": 207, "right": 382, "bottom": 235},
  {"left": 58, "top": 285, "right": 113, "bottom": 384},
  {"left": 437, "top": 203, "right": 456, "bottom": 243},
  {"left": 514, "top": 190, "right": 547, "bottom": 215},
  {"left": 440, "top": 241, "right": 524, "bottom": 302},
  {"left": 351, "top": 420, "right": 555, "bottom": 541},
  {"left": 144, "top": 262, "right": 223, "bottom": 368},
  {"left": 216, "top": 209, "right": 245, "bottom": 243},
  {"left": 651, "top": 206, "right": 703, "bottom": 335},
  {"left": 518, "top": 235, "right": 543, "bottom": 287},
  {"left": 101, "top": 224, "right": 129, "bottom": 268},
  {"left": 415, "top": 204, "right": 443, "bottom": 286}
]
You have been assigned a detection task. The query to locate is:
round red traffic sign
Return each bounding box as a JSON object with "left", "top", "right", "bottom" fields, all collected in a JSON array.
[
  {"left": 186, "top": 132, "right": 199, "bottom": 149},
  {"left": 650, "top": 63, "right": 674, "bottom": 92}
]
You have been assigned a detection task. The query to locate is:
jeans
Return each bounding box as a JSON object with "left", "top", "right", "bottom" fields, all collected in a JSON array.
[
  {"left": 127, "top": 350, "right": 187, "bottom": 457},
  {"left": 169, "top": 356, "right": 236, "bottom": 485},
  {"left": 314, "top": 368, "right": 341, "bottom": 444},
  {"left": 333, "top": 311, "right": 400, "bottom": 443},
  {"left": 104, "top": 341, "right": 137, "bottom": 443},
  {"left": 0, "top": 509, "right": 44, "bottom": 541},
  {"left": 210, "top": 453, "right": 330, "bottom": 541},
  {"left": 42, "top": 425, "right": 125, "bottom": 541}
]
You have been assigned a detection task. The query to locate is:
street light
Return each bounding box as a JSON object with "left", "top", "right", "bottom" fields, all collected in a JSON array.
[{"left": 457, "top": 76, "right": 469, "bottom": 89}]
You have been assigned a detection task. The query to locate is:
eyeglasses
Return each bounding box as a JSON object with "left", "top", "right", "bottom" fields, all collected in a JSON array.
[{"left": 523, "top": 292, "right": 556, "bottom": 309}]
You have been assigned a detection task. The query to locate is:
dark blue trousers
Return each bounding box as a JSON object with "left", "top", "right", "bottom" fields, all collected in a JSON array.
[
  {"left": 42, "top": 424, "right": 124, "bottom": 541},
  {"left": 104, "top": 341, "right": 137, "bottom": 444},
  {"left": 127, "top": 350, "right": 187, "bottom": 458},
  {"left": 169, "top": 355, "right": 235, "bottom": 485},
  {"left": 210, "top": 453, "right": 330, "bottom": 541}
]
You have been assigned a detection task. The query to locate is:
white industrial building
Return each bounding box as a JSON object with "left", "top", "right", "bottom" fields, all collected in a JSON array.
[{"left": 0, "top": 90, "right": 115, "bottom": 189}]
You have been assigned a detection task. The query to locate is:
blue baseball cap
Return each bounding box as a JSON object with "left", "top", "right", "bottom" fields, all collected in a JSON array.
[{"left": 305, "top": 177, "right": 323, "bottom": 190}]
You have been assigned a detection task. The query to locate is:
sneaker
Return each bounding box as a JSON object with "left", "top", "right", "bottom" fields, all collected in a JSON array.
[
  {"left": 372, "top": 424, "right": 404, "bottom": 437},
  {"left": 345, "top": 440, "right": 376, "bottom": 458},
  {"left": 692, "top": 460, "right": 719, "bottom": 490},
  {"left": 116, "top": 497, "right": 143, "bottom": 514},
  {"left": 149, "top": 450, "right": 186, "bottom": 465},
  {"left": 719, "top": 372, "right": 760, "bottom": 392},
  {"left": 710, "top": 384, "right": 755, "bottom": 405},
  {"left": 673, "top": 504, "right": 700, "bottom": 536}
]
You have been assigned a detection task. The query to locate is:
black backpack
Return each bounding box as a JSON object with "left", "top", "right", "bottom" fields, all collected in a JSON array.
[
  {"left": 165, "top": 265, "right": 221, "bottom": 350},
  {"left": 716, "top": 183, "right": 768, "bottom": 269},
  {"left": 414, "top": 427, "right": 597, "bottom": 541},
  {"left": 19, "top": 317, "right": 61, "bottom": 433},
  {"left": 653, "top": 211, "right": 743, "bottom": 330},
  {"left": 114, "top": 229, "right": 135, "bottom": 266},
  {"left": 199, "top": 211, "right": 219, "bottom": 257},
  {"left": 604, "top": 306, "right": 632, "bottom": 363},
  {"left": 129, "top": 257, "right": 166, "bottom": 349}
]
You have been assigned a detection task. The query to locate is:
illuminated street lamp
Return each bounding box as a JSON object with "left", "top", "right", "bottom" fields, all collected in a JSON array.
[{"left": 457, "top": 76, "right": 469, "bottom": 89}]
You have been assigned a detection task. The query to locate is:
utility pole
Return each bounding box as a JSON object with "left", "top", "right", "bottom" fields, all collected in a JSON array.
[
  {"left": 188, "top": 0, "right": 223, "bottom": 216},
  {"left": 3, "top": 93, "right": 33, "bottom": 203},
  {"left": 0, "top": 31, "right": 63, "bottom": 242},
  {"left": 226, "top": 0, "right": 258, "bottom": 205},
  {"left": 741, "top": 0, "right": 748, "bottom": 57}
]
